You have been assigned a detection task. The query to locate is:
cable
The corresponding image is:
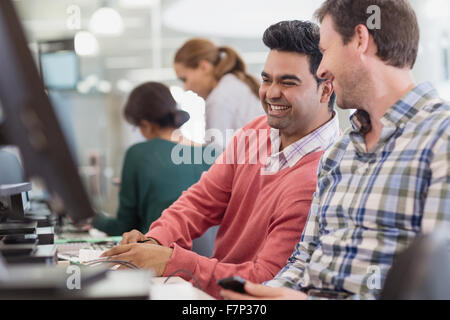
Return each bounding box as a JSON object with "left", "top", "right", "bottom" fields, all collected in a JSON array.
[
  {"left": 85, "top": 259, "right": 139, "bottom": 270},
  {"left": 85, "top": 259, "right": 140, "bottom": 270},
  {"left": 164, "top": 268, "right": 203, "bottom": 292}
]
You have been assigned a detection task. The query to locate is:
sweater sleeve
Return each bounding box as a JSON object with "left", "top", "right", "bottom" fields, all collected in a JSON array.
[
  {"left": 92, "top": 148, "right": 140, "bottom": 235},
  {"left": 145, "top": 141, "right": 236, "bottom": 249},
  {"left": 162, "top": 196, "right": 312, "bottom": 299}
]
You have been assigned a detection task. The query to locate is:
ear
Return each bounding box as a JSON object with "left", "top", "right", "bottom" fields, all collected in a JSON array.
[
  {"left": 139, "top": 120, "right": 155, "bottom": 139},
  {"left": 319, "top": 79, "right": 334, "bottom": 105},
  {"left": 198, "top": 59, "right": 214, "bottom": 74},
  {"left": 354, "top": 24, "right": 370, "bottom": 55}
]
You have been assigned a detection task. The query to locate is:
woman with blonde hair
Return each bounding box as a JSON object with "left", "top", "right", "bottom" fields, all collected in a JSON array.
[{"left": 174, "top": 38, "right": 263, "bottom": 148}]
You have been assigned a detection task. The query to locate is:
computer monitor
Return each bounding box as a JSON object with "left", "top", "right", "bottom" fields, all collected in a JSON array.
[
  {"left": 40, "top": 50, "right": 79, "bottom": 90},
  {"left": 0, "top": 0, "right": 95, "bottom": 223},
  {"left": 38, "top": 39, "right": 79, "bottom": 90}
]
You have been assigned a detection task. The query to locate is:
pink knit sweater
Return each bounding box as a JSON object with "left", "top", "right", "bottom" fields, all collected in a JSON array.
[{"left": 146, "top": 116, "right": 323, "bottom": 298}]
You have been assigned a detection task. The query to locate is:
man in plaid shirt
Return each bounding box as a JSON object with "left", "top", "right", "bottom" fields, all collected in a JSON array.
[{"left": 222, "top": 0, "right": 449, "bottom": 300}]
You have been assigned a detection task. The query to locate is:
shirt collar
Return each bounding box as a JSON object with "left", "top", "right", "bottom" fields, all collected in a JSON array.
[{"left": 269, "top": 112, "right": 340, "bottom": 168}]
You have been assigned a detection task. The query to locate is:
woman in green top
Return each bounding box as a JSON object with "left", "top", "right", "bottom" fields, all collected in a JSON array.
[{"left": 92, "top": 82, "right": 215, "bottom": 247}]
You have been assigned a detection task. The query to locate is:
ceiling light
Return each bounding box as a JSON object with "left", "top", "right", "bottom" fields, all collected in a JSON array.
[
  {"left": 89, "top": 7, "right": 124, "bottom": 36},
  {"left": 77, "top": 82, "right": 90, "bottom": 94},
  {"left": 74, "top": 31, "right": 99, "bottom": 56},
  {"left": 97, "top": 81, "right": 112, "bottom": 93},
  {"left": 116, "top": 79, "right": 134, "bottom": 93}
]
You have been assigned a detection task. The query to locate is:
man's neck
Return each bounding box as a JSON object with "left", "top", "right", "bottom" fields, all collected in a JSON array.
[
  {"left": 360, "top": 67, "right": 416, "bottom": 152},
  {"left": 280, "top": 111, "right": 334, "bottom": 151}
]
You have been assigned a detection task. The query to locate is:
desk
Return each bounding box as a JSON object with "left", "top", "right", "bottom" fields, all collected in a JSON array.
[
  {"left": 151, "top": 277, "right": 215, "bottom": 300},
  {"left": 55, "top": 228, "right": 215, "bottom": 300},
  {"left": 1, "top": 265, "right": 214, "bottom": 300},
  {"left": 58, "top": 257, "right": 215, "bottom": 299}
]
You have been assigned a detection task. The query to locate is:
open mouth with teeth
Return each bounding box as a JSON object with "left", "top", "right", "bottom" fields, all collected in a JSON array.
[{"left": 267, "top": 103, "right": 292, "bottom": 117}]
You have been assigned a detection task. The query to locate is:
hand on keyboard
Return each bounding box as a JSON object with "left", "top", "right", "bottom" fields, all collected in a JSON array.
[
  {"left": 57, "top": 241, "right": 116, "bottom": 264},
  {"left": 79, "top": 248, "right": 106, "bottom": 263}
]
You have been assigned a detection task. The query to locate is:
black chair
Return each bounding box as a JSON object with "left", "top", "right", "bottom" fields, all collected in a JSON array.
[{"left": 381, "top": 227, "right": 450, "bottom": 300}]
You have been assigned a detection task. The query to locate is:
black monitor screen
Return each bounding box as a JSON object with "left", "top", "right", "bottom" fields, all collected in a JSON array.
[{"left": 0, "top": 0, "right": 95, "bottom": 223}]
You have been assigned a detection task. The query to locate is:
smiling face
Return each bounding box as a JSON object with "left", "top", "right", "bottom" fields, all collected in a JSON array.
[
  {"left": 317, "top": 15, "right": 371, "bottom": 110},
  {"left": 260, "top": 50, "right": 330, "bottom": 141}
]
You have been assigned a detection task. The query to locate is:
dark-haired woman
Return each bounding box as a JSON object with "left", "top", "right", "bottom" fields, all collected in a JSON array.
[
  {"left": 92, "top": 82, "right": 216, "bottom": 255},
  {"left": 174, "top": 38, "right": 263, "bottom": 148}
]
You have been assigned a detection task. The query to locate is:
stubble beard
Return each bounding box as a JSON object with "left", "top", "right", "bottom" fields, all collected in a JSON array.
[{"left": 336, "top": 67, "right": 372, "bottom": 111}]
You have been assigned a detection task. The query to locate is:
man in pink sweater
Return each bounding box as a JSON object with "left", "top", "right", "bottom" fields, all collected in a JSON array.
[{"left": 103, "top": 20, "right": 340, "bottom": 298}]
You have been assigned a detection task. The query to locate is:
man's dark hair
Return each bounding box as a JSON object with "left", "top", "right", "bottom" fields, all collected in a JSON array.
[
  {"left": 263, "top": 20, "right": 336, "bottom": 111},
  {"left": 315, "top": 0, "right": 419, "bottom": 69}
]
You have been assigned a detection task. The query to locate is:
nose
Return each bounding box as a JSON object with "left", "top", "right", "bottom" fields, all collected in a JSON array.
[
  {"left": 266, "top": 83, "right": 281, "bottom": 100},
  {"left": 317, "top": 60, "right": 331, "bottom": 81}
]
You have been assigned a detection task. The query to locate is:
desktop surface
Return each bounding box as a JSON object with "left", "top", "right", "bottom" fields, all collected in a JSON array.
[
  {"left": 0, "top": 265, "right": 151, "bottom": 300},
  {"left": 1, "top": 223, "right": 215, "bottom": 300}
]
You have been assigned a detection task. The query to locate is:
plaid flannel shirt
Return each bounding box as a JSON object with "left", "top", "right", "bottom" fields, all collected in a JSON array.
[{"left": 265, "top": 82, "right": 450, "bottom": 299}]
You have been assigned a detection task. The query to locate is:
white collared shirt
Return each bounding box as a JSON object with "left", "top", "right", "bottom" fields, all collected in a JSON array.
[{"left": 263, "top": 114, "right": 340, "bottom": 174}]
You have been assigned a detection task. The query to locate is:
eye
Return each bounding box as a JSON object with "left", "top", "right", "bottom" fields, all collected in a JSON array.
[{"left": 282, "top": 82, "right": 297, "bottom": 86}]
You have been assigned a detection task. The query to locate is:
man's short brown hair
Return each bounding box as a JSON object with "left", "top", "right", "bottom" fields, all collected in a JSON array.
[{"left": 315, "top": 0, "right": 419, "bottom": 69}]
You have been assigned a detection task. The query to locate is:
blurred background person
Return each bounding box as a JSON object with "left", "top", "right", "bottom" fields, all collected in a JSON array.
[
  {"left": 92, "top": 82, "right": 217, "bottom": 256},
  {"left": 174, "top": 38, "right": 264, "bottom": 148}
]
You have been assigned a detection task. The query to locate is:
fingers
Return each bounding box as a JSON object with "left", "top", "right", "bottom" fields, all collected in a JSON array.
[
  {"left": 220, "top": 282, "right": 284, "bottom": 300},
  {"left": 120, "top": 229, "right": 147, "bottom": 245},
  {"left": 101, "top": 244, "right": 132, "bottom": 257},
  {"left": 244, "top": 282, "right": 281, "bottom": 298},
  {"left": 120, "top": 230, "right": 135, "bottom": 245},
  {"left": 220, "top": 289, "right": 257, "bottom": 300},
  {"left": 106, "top": 253, "right": 136, "bottom": 270}
]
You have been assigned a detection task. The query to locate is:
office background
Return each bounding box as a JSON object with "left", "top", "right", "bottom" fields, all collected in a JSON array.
[{"left": 8, "top": 0, "right": 450, "bottom": 214}]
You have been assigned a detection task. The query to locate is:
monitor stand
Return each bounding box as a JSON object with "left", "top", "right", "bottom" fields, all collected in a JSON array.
[
  {"left": 0, "top": 183, "right": 57, "bottom": 263},
  {"left": 0, "top": 220, "right": 37, "bottom": 235},
  {"left": 0, "top": 182, "right": 32, "bottom": 221}
]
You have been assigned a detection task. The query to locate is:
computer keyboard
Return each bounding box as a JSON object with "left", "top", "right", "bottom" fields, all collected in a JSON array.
[
  {"left": 88, "top": 242, "right": 116, "bottom": 251},
  {"left": 78, "top": 248, "right": 105, "bottom": 263},
  {"left": 56, "top": 241, "right": 116, "bottom": 263}
]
